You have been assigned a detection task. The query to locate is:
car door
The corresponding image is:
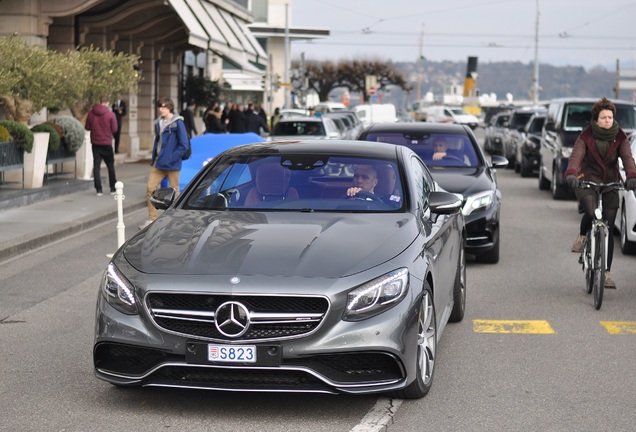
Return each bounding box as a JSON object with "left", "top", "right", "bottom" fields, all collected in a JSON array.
[{"left": 409, "top": 155, "right": 455, "bottom": 311}]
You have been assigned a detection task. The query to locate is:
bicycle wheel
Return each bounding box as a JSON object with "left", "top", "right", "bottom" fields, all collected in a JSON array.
[
  {"left": 592, "top": 226, "right": 606, "bottom": 310},
  {"left": 584, "top": 232, "right": 593, "bottom": 294}
]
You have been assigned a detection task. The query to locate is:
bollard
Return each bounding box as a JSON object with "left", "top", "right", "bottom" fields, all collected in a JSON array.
[{"left": 114, "top": 181, "right": 126, "bottom": 248}]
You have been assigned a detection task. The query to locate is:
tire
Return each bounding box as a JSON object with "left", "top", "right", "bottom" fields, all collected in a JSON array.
[
  {"left": 539, "top": 163, "right": 550, "bottom": 190},
  {"left": 593, "top": 227, "right": 606, "bottom": 310},
  {"left": 551, "top": 166, "right": 568, "bottom": 200},
  {"left": 514, "top": 158, "right": 521, "bottom": 173},
  {"left": 584, "top": 237, "right": 593, "bottom": 294},
  {"left": 449, "top": 244, "right": 466, "bottom": 323},
  {"left": 390, "top": 284, "right": 436, "bottom": 399},
  {"left": 476, "top": 231, "right": 500, "bottom": 264},
  {"left": 620, "top": 206, "right": 636, "bottom": 254}
]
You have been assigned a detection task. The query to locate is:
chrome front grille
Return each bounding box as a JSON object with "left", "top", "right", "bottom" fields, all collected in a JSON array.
[{"left": 146, "top": 293, "right": 329, "bottom": 341}]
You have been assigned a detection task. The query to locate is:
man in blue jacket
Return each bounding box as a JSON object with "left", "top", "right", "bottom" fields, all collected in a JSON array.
[{"left": 140, "top": 97, "right": 189, "bottom": 229}]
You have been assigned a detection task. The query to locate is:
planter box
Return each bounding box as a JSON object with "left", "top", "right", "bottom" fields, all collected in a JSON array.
[
  {"left": 0, "top": 141, "right": 25, "bottom": 189},
  {"left": 23, "top": 132, "right": 49, "bottom": 189}
]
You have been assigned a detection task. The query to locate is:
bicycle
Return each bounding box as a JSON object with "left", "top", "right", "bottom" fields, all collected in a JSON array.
[{"left": 577, "top": 180, "right": 623, "bottom": 310}]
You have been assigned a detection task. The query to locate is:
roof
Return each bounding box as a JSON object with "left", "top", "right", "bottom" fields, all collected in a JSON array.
[
  {"left": 218, "top": 140, "right": 402, "bottom": 160},
  {"left": 361, "top": 122, "right": 472, "bottom": 135}
]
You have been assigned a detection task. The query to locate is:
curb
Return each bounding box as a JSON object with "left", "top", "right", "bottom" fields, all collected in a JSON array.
[{"left": 0, "top": 198, "right": 147, "bottom": 264}]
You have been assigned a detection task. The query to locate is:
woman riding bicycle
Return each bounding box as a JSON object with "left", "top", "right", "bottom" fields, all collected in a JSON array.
[{"left": 565, "top": 97, "right": 636, "bottom": 289}]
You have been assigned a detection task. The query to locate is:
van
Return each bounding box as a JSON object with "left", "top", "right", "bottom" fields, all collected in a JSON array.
[
  {"left": 314, "top": 101, "right": 347, "bottom": 113},
  {"left": 420, "top": 105, "right": 479, "bottom": 129},
  {"left": 353, "top": 103, "right": 398, "bottom": 127},
  {"left": 539, "top": 97, "right": 636, "bottom": 199}
]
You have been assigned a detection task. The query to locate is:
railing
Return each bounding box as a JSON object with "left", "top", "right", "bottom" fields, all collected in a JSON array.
[
  {"left": 45, "top": 145, "right": 76, "bottom": 182},
  {"left": 0, "top": 141, "right": 25, "bottom": 189}
]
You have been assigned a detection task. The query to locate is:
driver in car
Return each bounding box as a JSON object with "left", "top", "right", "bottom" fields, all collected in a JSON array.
[
  {"left": 432, "top": 138, "right": 449, "bottom": 160},
  {"left": 346, "top": 164, "right": 378, "bottom": 197}
]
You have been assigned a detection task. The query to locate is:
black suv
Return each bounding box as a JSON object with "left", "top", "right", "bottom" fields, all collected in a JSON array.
[{"left": 538, "top": 98, "right": 636, "bottom": 199}]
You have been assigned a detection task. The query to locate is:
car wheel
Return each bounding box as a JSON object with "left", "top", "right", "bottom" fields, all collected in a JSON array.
[
  {"left": 449, "top": 244, "right": 466, "bottom": 322},
  {"left": 539, "top": 165, "right": 550, "bottom": 190},
  {"left": 551, "top": 166, "right": 568, "bottom": 199},
  {"left": 390, "top": 283, "right": 436, "bottom": 399},
  {"left": 514, "top": 158, "right": 521, "bottom": 173},
  {"left": 476, "top": 231, "right": 500, "bottom": 264},
  {"left": 620, "top": 206, "right": 636, "bottom": 254}
]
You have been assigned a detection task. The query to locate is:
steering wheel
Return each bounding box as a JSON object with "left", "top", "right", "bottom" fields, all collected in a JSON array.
[
  {"left": 442, "top": 154, "right": 463, "bottom": 162},
  {"left": 343, "top": 190, "right": 384, "bottom": 203}
]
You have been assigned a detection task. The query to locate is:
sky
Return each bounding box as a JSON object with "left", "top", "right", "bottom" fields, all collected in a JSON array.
[{"left": 289, "top": 0, "right": 636, "bottom": 70}]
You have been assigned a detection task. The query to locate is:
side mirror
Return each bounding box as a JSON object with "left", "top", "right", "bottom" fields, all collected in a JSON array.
[
  {"left": 544, "top": 121, "right": 556, "bottom": 132},
  {"left": 429, "top": 191, "right": 463, "bottom": 215},
  {"left": 490, "top": 155, "right": 509, "bottom": 168},
  {"left": 150, "top": 187, "right": 177, "bottom": 210}
]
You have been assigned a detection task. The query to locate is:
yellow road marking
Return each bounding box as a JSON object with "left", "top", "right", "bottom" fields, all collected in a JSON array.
[
  {"left": 473, "top": 320, "right": 556, "bottom": 334},
  {"left": 600, "top": 321, "right": 636, "bottom": 334}
]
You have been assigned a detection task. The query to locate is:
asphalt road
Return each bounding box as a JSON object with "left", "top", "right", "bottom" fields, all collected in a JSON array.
[{"left": 2, "top": 131, "right": 636, "bottom": 431}]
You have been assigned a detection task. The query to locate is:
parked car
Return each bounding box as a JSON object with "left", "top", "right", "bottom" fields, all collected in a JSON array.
[
  {"left": 616, "top": 132, "right": 636, "bottom": 254},
  {"left": 268, "top": 117, "right": 340, "bottom": 140},
  {"left": 514, "top": 113, "right": 546, "bottom": 177},
  {"left": 502, "top": 106, "right": 546, "bottom": 168},
  {"left": 539, "top": 97, "right": 636, "bottom": 199},
  {"left": 419, "top": 105, "right": 479, "bottom": 129},
  {"left": 93, "top": 140, "right": 466, "bottom": 399},
  {"left": 324, "top": 112, "right": 358, "bottom": 140},
  {"left": 483, "top": 111, "right": 510, "bottom": 155},
  {"left": 358, "top": 122, "right": 508, "bottom": 263}
]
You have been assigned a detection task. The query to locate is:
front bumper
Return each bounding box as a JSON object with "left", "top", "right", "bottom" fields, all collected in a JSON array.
[
  {"left": 93, "top": 287, "right": 420, "bottom": 395},
  {"left": 463, "top": 204, "right": 499, "bottom": 256}
]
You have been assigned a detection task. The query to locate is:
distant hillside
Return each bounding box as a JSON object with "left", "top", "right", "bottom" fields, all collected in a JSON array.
[{"left": 389, "top": 60, "right": 630, "bottom": 106}]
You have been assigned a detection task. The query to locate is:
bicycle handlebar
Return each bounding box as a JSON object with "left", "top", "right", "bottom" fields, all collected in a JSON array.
[{"left": 577, "top": 180, "right": 624, "bottom": 191}]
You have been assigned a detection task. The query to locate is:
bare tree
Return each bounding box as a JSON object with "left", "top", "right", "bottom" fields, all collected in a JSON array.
[{"left": 339, "top": 59, "right": 410, "bottom": 102}]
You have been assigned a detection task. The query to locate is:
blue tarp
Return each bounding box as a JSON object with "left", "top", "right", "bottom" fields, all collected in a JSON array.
[{"left": 160, "top": 133, "right": 265, "bottom": 191}]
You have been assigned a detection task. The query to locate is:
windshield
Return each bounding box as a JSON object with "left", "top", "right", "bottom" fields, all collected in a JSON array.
[
  {"left": 183, "top": 154, "right": 404, "bottom": 212},
  {"left": 273, "top": 121, "right": 325, "bottom": 136},
  {"left": 364, "top": 132, "right": 480, "bottom": 167}
]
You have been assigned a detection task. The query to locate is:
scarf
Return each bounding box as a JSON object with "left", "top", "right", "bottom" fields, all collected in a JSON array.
[{"left": 591, "top": 120, "right": 619, "bottom": 157}]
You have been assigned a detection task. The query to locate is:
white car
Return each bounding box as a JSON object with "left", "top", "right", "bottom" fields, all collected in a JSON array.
[{"left": 616, "top": 132, "right": 636, "bottom": 254}]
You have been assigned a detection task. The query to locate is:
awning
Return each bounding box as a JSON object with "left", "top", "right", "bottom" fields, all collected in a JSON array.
[
  {"left": 168, "top": 0, "right": 209, "bottom": 49},
  {"left": 171, "top": 0, "right": 267, "bottom": 71},
  {"left": 223, "top": 72, "right": 264, "bottom": 92}
]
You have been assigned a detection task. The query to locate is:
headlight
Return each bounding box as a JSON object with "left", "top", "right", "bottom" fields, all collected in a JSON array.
[
  {"left": 100, "top": 263, "right": 138, "bottom": 315},
  {"left": 462, "top": 190, "right": 496, "bottom": 216},
  {"left": 561, "top": 147, "right": 573, "bottom": 158},
  {"left": 344, "top": 268, "right": 409, "bottom": 321}
]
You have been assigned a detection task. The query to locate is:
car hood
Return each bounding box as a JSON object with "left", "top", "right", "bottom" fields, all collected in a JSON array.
[
  {"left": 122, "top": 210, "right": 417, "bottom": 277},
  {"left": 428, "top": 166, "right": 495, "bottom": 196}
]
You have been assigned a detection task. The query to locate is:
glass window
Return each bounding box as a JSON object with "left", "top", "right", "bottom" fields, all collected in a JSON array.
[
  {"left": 564, "top": 103, "right": 593, "bottom": 131},
  {"left": 183, "top": 154, "right": 404, "bottom": 212},
  {"left": 409, "top": 156, "right": 432, "bottom": 210},
  {"left": 365, "top": 132, "right": 479, "bottom": 167}
]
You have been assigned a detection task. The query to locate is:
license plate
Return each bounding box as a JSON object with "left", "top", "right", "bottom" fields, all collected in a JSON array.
[{"left": 208, "top": 344, "right": 256, "bottom": 363}]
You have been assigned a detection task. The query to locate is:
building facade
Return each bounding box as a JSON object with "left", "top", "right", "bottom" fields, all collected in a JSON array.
[{"left": 0, "top": 0, "right": 327, "bottom": 159}]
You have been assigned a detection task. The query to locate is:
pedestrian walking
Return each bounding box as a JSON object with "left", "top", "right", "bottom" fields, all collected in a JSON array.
[
  {"left": 85, "top": 95, "right": 118, "bottom": 196},
  {"left": 140, "top": 97, "right": 189, "bottom": 229}
]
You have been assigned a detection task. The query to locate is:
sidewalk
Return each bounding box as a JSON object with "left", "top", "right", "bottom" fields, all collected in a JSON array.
[{"left": 0, "top": 160, "right": 151, "bottom": 263}]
